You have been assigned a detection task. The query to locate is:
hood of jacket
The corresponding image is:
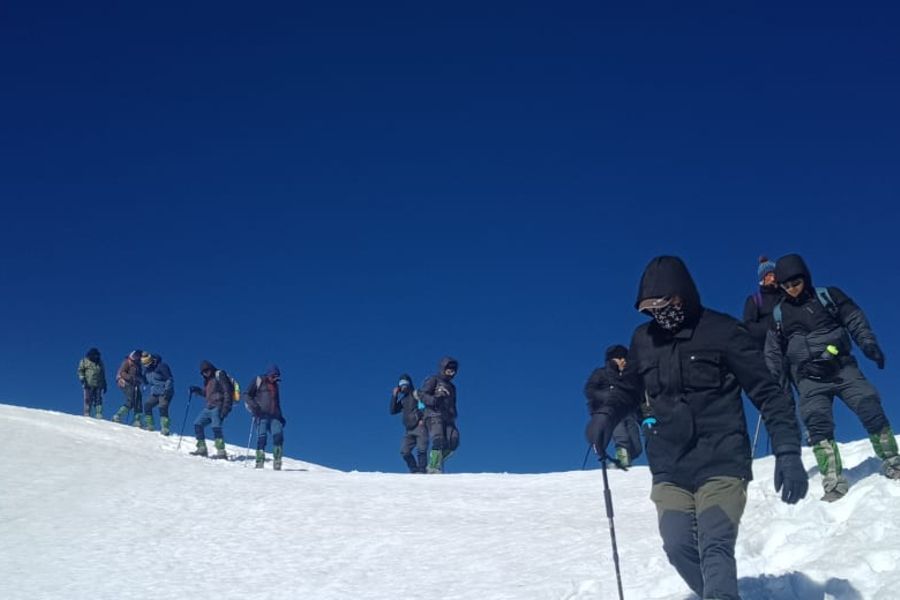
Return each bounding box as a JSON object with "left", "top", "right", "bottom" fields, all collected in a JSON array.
[{"left": 635, "top": 256, "right": 703, "bottom": 325}]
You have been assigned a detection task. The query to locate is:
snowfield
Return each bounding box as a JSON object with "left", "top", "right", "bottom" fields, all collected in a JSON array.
[{"left": 1, "top": 403, "right": 898, "bottom": 600}]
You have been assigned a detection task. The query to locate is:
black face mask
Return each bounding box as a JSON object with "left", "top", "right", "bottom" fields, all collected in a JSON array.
[{"left": 650, "top": 303, "right": 686, "bottom": 332}]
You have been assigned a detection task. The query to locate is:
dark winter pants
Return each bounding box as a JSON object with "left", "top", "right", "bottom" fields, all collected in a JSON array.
[
  {"left": 796, "top": 362, "right": 889, "bottom": 445},
  {"left": 400, "top": 422, "right": 428, "bottom": 473},
  {"left": 612, "top": 411, "right": 643, "bottom": 460},
  {"left": 194, "top": 407, "right": 224, "bottom": 441},
  {"left": 119, "top": 384, "right": 143, "bottom": 413},
  {"left": 650, "top": 477, "right": 747, "bottom": 600},
  {"left": 144, "top": 394, "right": 172, "bottom": 418},
  {"left": 256, "top": 416, "right": 284, "bottom": 451},
  {"left": 426, "top": 416, "right": 446, "bottom": 451},
  {"left": 82, "top": 387, "right": 102, "bottom": 415}
]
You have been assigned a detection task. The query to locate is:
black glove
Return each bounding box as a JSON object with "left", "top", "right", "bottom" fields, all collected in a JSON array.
[
  {"left": 585, "top": 413, "right": 614, "bottom": 456},
  {"left": 189, "top": 385, "right": 203, "bottom": 395},
  {"left": 863, "top": 344, "right": 885, "bottom": 370},
  {"left": 774, "top": 451, "right": 808, "bottom": 504}
]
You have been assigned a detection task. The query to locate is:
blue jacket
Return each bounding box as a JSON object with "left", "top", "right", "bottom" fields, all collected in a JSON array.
[{"left": 145, "top": 358, "right": 174, "bottom": 399}]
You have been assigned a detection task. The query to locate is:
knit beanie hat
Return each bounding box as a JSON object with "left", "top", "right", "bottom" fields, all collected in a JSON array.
[{"left": 757, "top": 256, "right": 776, "bottom": 282}]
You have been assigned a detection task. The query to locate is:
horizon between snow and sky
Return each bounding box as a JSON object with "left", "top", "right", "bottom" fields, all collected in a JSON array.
[{"left": 1, "top": 2, "right": 898, "bottom": 473}]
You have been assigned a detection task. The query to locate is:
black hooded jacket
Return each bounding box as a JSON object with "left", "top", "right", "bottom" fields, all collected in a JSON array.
[
  {"left": 390, "top": 373, "right": 423, "bottom": 430},
  {"left": 584, "top": 345, "right": 642, "bottom": 416},
  {"left": 742, "top": 285, "right": 782, "bottom": 348},
  {"left": 764, "top": 253, "right": 880, "bottom": 382},
  {"left": 600, "top": 256, "right": 802, "bottom": 489},
  {"left": 417, "top": 357, "right": 458, "bottom": 422}
]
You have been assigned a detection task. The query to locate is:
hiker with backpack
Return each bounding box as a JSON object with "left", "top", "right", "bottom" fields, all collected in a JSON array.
[
  {"left": 390, "top": 373, "right": 428, "bottom": 473},
  {"left": 141, "top": 353, "right": 175, "bottom": 435},
  {"left": 764, "top": 253, "right": 899, "bottom": 501},
  {"left": 584, "top": 344, "right": 643, "bottom": 468},
  {"left": 588, "top": 256, "right": 807, "bottom": 600},
  {"left": 188, "top": 360, "right": 236, "bottom": 459},
  {"left": 77, "top": 347, "right": 107, "bottom": 418},
  {"left": 245, "top": 365, "right": 285, "bottom": 470},
  {"left": 112, "top": 350, "right": 145, "bottom": 425},
  {"left": 415, "top": 357, "right": 459, "bottom": 474},
  {"left": 742, "top": 256, "right": 781, "bottom": 348}
]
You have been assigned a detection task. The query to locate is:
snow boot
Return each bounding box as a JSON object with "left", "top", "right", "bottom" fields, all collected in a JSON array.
[
  {"left": 615, "top": 447, "right": 631, "bottom": 469},
  {"left": 869, "top": 426, "right": 900, "bottom": 479},
  {"left": 273, "top": 445, "right": 283, "bottom": 471},
  {"left": 255, "top": 449, "right": 265, "bottom": 469},
  {"left": 213, "top": 438, "right": 227, "bottom": 460},
  {"left": 131, "top": 413, "right": 143, "bottom": 427},
  {"left": 160, "top": 416, "right": 171, "bottom": 436},
  {"left": 190, "top": 439, "right": 208, "bottom": 457},
  {"left": 402, "top": 453, "right": 419, "bottom": 473},
  {"left": 426, "top": 449, "right": 443, "bottom": 474},
  {"left": 83, "top": 408, "right": 91, "bottom": 417},
  {"left": 93, "top": 404, "right": 103, "bottom": 419},
  {"left": 111, "top": 406, "right": 128, "bottom": 423},
  {"left": 813, "top": 439, "right": 849, "bottom": 501},
  {"left": 143, "top": 414, "right": 155, "bottom": 431}
]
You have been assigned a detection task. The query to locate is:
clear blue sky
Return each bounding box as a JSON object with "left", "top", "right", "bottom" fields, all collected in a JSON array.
[{"left": 1, "top": 2, "right": 898, "bottom": 473}]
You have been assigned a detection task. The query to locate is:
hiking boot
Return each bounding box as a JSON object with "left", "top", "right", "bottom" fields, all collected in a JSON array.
[
  {"left": 83, "top": 409, "right": 91, "bottom": 417},
  {"left": 273, "top": 445, "right": 283, "bottom": 471},
  {"left": 821, "top": 488, "right": 847, "bottom": 503},
  {"left": 426, "top": 449, "right": 443, "bottom": 474},
  {"left": 881, "top": 456, "right": 900, "bottom": 480},
  {"left": 93, "top": 404, "right": 103, "bottom": 419},
  {"left": 213, "top": 438, "right": 227, "bottom": 460},
  {"left": 813, "top": 439, "right": 849, "bottom": 500},
  {"left": 190, "top": 439, "right": 208, "bottom": 457},
  {"left": 160, "top": 416, "right": 171, "bottom": 436},
  {"left": 143, "top": 415, "right": 155, "bottom": 431},
  {"left": 255, "top": 449, "right": 265, "bottom": 469},
  {"left": 111, "top": 406, "right": 128, "bottom": 423},
  {"left": 131, "top": 413, "right": 143, "bottom": 427},
  {"left": 615, "top": 447, "right": 631, "bottom": 469}
]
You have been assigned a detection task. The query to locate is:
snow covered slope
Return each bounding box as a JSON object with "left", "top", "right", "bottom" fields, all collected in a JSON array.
[{"left": 1, "top": 403, "right": 897, "bottom": 599}]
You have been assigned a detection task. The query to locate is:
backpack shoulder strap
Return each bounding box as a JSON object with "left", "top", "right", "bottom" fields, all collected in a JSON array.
[
  {"left": 815, "top": 287, "right": 840, "bottom": 320},
  {"left": 753, "top": 290, "right": 763, "bottom": 308}
]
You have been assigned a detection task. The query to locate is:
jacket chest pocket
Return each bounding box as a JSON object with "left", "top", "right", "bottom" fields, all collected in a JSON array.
[
  {"left": 639, "top": 360, "right": 661, "bottom": 397},
  {"left": 683, "top": 352, "right": 722, "bottom": 390}
]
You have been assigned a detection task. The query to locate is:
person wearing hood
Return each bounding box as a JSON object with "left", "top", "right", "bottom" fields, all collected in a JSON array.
[
  {"left": 245, "top": 365, "right": 285, "bottom": 470},
  {"left": 584, "top": 344, "right": 643, "bottom": 468},
  {"left": 390, "top": 373, "right": 428, "bottom": 473},
  {"left": 742, "top": 256, "right": 781, "bottom": 349},
  {"left": 112, "top": 350, "right": 146, "bottom": 425},
  {"left": 188, "top": 360, "right": 235, "bottom": 459},
  {"left": 589, "top": 256, "right": 807, "bottom": 600},
  {"left": 141, "top": 353, "right": 175, "bottom": 435},
  {"left": 77, "top": 347, "right": 107, "bottom": 418},
  {"left": 415, "top": 357, "right": 459, "bottom": 474},
  {"left": 764, "top": 253, "right": 898, "bottom": 501}
]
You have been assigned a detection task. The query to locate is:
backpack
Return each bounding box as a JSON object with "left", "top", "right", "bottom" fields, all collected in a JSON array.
[
  {"left": 215, "top": 370, "right": 241, "bottom": 402},
  {"left": 773, "top": 287, "right": 840, "bottom": 335}
]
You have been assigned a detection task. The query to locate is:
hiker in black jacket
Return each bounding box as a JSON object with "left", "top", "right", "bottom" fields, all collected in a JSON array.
[
  {"left": 584, "top": 344, "right": 643, "bottom": 468},
  {"left": 415, "top": 357, "right": 459, "bottom": 474},
  {"left": 742, "top": 256, "right": 781, "bottom": 349},
  {"left": 764, "top": 253, "right": 899, "bottom": 501},
  {"left": 389, "top": 374, "right": 428, "bottom": 473},
  {"left": 588, "top": 256, "right": 807, "bottom": 600}
]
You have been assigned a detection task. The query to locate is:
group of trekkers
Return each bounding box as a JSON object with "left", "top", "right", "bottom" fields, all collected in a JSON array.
[
  {"left": 389, "top": 357, "right": 460, "bottom": 474},
  {"left": 76, "top": 352, "right": 287, "bottom": 470},
  {"left": 584, "top": 253, "right": 895, "bottom": 600}
]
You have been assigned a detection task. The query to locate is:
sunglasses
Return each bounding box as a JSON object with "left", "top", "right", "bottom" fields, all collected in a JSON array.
[{"left": 780, "top": 278, "right": 804, "bottom": 291}]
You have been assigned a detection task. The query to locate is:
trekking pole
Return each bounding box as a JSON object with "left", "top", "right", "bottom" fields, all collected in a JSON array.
[
  {"left": 600, "top": 454, "right": 625, "bottom": 600},
  {"left": 751, "top": 413, "right": 763, "bottom": 458},
  {"left": 176, "top": 390, "right": 194, "bottom": 451},
  {"left": 244, "top": 417, "right": 258, "bottom": 467},
  {"left": 581, "top": 443, "right": 593, "bottom": 470}
]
